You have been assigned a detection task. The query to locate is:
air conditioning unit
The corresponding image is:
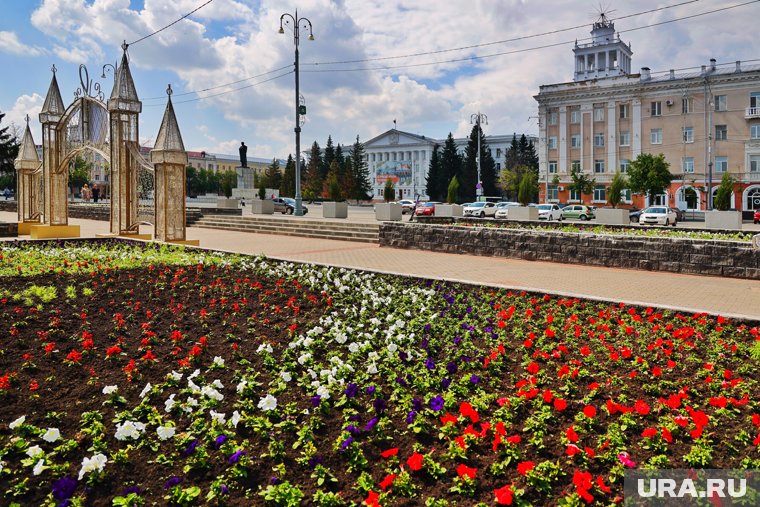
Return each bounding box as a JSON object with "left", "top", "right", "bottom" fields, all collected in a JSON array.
[
  {"left": 558, "top": 186, "right": 564, "bottom": 191},
  {"left": 666, "top": 99, "right": 674, "bottom": 106}
]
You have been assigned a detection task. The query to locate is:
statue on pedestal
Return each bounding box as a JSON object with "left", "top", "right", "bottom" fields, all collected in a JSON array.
[{"left": 239, "top": 142, "right": 248, "bottom": 168}]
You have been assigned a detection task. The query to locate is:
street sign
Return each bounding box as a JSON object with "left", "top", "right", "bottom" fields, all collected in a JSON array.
[{"left": 298, "top": 105, "right": 307, "bottom": 115}]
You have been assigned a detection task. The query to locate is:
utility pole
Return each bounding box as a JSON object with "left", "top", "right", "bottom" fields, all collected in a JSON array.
[{"left": 470, "top": 112, "right": 488, "bottom": 199}]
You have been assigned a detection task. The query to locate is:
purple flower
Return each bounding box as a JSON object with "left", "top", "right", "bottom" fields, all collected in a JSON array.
[
  {"left": 424, "top": 323, "right": 432, "bottom": 332},
  {"left": 220, "top": 484, "right": 229, "bottom": 495},
  {"left": 453, "top": 336, "right": 462, "bottom": 345},
  {"left": 340, "top": 437, "right": 354, "bottom": 450},
  {"left": 412, "top": 398, "right": 423, "bottom": 411},
  {"left": 52, "top": 476, "right": 77, "bottom": 501},
  {"left": 395, "top": 376, "right": 407, "bottom": 386},
  {"left": 470, "top": 374, "right": 480, "bottom": 384},
  {"left": 398, "top": 351, "right": 408, "bottom": 361},
  {"left": 270, "top": 476, "right": 281, "bottom": 485},
  {"left": 364, "top": 417, "right": 378, "bottom": 432},
  {"left": 420, "top": 338, "right": 429, "bottom": 349},
  {"left": 441, "top": 378, "right": 451, "bottom": 389},
  {"left": 430, "top": 396, "right": 444, "bottom": 411},
  {"left": 348, "top": 414, "right": 362, "bottom": 422},
  {"left": 425, "top": 358, "right": 436, "bottom": 370},
  {"left": 311, "top": 395, "right": 322, "bottom": 407},
  {"left": 164, "top": 477, "right": 182, "bottom": 489},
  {"left": 446, "top": 361, "right": 458, "bottom": 374},
  {"left": 406, "top": 411, "right": 417, "bottom": 424},
  {"left": 344, "top": 383, "right": 359, "bottom": 398},
  {"left": 122, "top": 486, "right": 142, "bottom": 495},
  {"left": 228, "top": 449, "right": 246, "bottom": 464},
  {"left": 345, "top": 424, "right": 360, "bottom": 435},
  {"left": 308, "top": 456, "right": 323, "bottom": 468},
  {"left": 181, "top": 439, "right": 198, "bottom": 457},
  {"left": 366, "top": 386, "right": 376, "bottom": 395},
  {"left": 214, "top": 435, "right": 228, "bottom": 449},
  {"left": 374, "top": 398, "right": 387, "bottom": 413}
]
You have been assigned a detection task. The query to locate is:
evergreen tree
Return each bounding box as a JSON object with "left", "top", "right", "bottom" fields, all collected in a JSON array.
[
  {"left": 186, "top": 166, "right": 200, "bottom": 197},
  {"left": 714, "top": 172, "right": 735, "bottom": 211},
  {"left": 447, "top": 175, "right": 460, "bottom": 204},
  {"left": 505, "top": 134, "right": 520, "bottom": 171},
  {"left": 280, "top": 154, "right": 295, "bottom": 197},
  {"left": 425, "top": 144, "right": 443, "bottom": 201},
  {"left": 349, "top": 136, "right": 372, "bottom": 201},
  {"left": 607, "top": 171, "right": 628, "bottom": 208},
  {"left": 322, "top": 135, "right": 335, "bottom": 181},
  {"left": 304, "top": 141, "right": 323, "bottom": 199},
  {"left": 440, "top": 133, "right": 462, "bottom": 200},
  {"left": 0, "top": 111, "right": 20, "bottom": 191},
  {"left": 335, "top": 144, "right": 345, "bottom": 171},
  {"left": 383, "top": 179, "right": 395, "bottom": 202},
  {"left": 517, "top": 171, "right": 538, "bottom": 206},
  {"left": 480, "top": 142, "right": 498, "bottom": 197},
  {"left": 461, "top": 125, "right": 480, "bottom": 203},
  {"left": 323, "top": 159, "right": 341, "bottom": 199},
  {"left": 264, "top": 158, "right": 282, "bottom": 191},
  {"left": 524, "top": 138, "right": 539, "bottom": 171},
  {"left": 341, "top": 157, "right": 356, "bottom": 202}
]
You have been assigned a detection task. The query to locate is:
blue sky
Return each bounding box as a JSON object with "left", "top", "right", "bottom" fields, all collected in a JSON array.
[{"left": 1, "top": 0, "right": 759, "bottom": 160}]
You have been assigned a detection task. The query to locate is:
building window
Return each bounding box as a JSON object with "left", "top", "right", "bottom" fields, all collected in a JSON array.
[
  {"left": 496, "top": 162, "right": 501, "bottom": 170},
  {"left": 570, "top": 109, "right": 581, "bottom": 124},
  {"left": 619, "top": 104, "right": 629, "bottom": 119},
  {"left": 621, "top": 189, "right": 632, "bottom": 203},
  {"left": 496, "top": 148, "right": 502, "bottom": 158},
  {"left": 682, "top": 127, "right": 694, "bottom": 143},
  {"left": 681, "top": 97, "right": 693, "bottom": 114},
  {"left": 95, "top": 174, "right": 100, "bottom": 181},
  {"left": 651, "top": 101, "right": 662, "bottom": 117},
  {"left": 594, "top": 160, "right": 605, "bottom": 173},
  {"left": 682, "top": 157, "right": 694, "bottom": 173},
  {"left": 747, "top": 187, "right": 760, "bottom": 210},
  {"left": 650, "top": 128, "right": 663, "bottom": 144},
  {"left": 714, "top": 95, "right": 727, "bottom": 111},
  {"left": 620, "top": 159, "right": 630, "bottom": 173},
  {"left": 571, "top": 160, "right": 581, "bottom": 172},
  {"left": 548, "top": 161, "right": 558, "bottom": 173},
  {"left": 751, "top": 155, "right": 760, "bottom": 172},
  {"left": 751, "top": 123, "right": 760, "bottom": 139},
  {"left": 619, "top": 132, "right": 630, "bottom": 146},
  {"left": 594, "top": 106, "right": 604, "bottom": 122},
  {"left": 548, "top": 136, "right": 557, "bottom": 149},
  {"left": 569, "top": 189, "right": 581, "bottom": 201},
  {"left": 594, "top": 133, "right": 604, "bottom": 147},
  {"left": 752, "top": 92, "right": 760, "bottom": 110},
  {"left": 593, "top": 185, "right": 606, "bottom": 201},
  {"left": 548, "top": 185, "right": 559, "bottom": 201},
  {"left": 715, "top": 125, "right": 727, "bottom": 141},
  {"left": 571, "top": 135, "right": 581, "bottom": 148},
  {"left": 714, "top": 156, "right": 727, "bottom": 173},
  {"left": 548, "top": 111, "right": 558, "bottom": 125}
]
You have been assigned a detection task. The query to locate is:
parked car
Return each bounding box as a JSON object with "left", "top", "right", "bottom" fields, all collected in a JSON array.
[
  {"left": 754, "top": 210, "right": 760, "bottom": 224},
  {"left": 639, "top": 206, "right": 677, "bottom": 226},
  {"left": 494, "top": 202, "right": 521, "bottom": 220},
  {"left": 272, "top": 197, "right": 308, "bottom": 215},
  {"left": 627, "top": 207, "right": 642, "bottom": 223},
  {"left": 463, "top": 201, "right": 497, "bottom": 218},
  {"left": 415, "top": 202, "right": 438, "bottom": 216},
  {"left": 394, "top": 199, "right": 416, "bottom": 214},
  {"left": 536, "top": 203, "right": 563, "bottom": 221},
  {"left": 561, "top": 204, "right": 595, "bottom": 221},
  {"left": 669, "top": 207, "right": 686, "bottom": 222}
]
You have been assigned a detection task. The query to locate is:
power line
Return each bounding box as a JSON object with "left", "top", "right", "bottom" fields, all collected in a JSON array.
[
  {"left": 128, "top": 0, "right": 215, "bottom": 47},
  {"left": 300, "top": 0, "right": 702, "bottom": 67},
  {"left": 618, "top": 0, "right": 760, "bottom": 35}
]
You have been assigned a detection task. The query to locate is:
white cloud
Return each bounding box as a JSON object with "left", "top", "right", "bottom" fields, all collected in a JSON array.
[
  {"left": 0, "top": 31, "right": 45, "bottom": 57},
  {"left": 5, "top": 94, "right": 45, "bottom": 140}
]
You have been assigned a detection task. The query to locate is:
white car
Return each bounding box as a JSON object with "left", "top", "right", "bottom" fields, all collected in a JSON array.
[
  {"left": 494, "top": 202, "right": 521, "bottom": 220},
  {"left": 536, "top": 203, "right": 563, "bottom": 220},
  {"left": 394, "top": 200, "right": 416, "bottom": 214},
  {"left": 463, "top": 201, "right": 497, "bottom": 218},
  {"left": 639, "top": 206, "right": 677, "bottom": 226}
]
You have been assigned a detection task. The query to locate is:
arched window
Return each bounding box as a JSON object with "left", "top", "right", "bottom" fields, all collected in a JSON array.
[{"left": 746, "top": 186, "right": 760, "bottom": 210}]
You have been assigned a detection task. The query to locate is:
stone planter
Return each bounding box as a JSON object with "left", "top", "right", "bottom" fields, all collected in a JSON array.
[
  {"left": 435, "top": 204, "right": 463, "bottom": 217},
  {"left": 251, "top": 198, "right": 274, "bottom": 215},
  {"left": 705, "top": 210, "right": 742, "bottom": 230},
  {"left": 375, "top": 203, "right": 402, "bottom": 221},
  {"left": 595, "top": 208, "right": 630, "bottom": 225},
  {"left": 508, "top": 206, "right": 539, "bottom": 221},
  {"left": 323, "top": 201, "right": 348, "bottom": 219},
  {"left": 216, "top": 197, "right": 240, "bottom": 209}
]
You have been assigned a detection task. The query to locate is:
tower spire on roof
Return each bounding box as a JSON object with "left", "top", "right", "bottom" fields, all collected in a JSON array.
[
  {"left": 15, "top": 115, "right": 40, "bottom": 165},
  {"left": 40, "top": 64, "right": 65, "bottom": 121},
  {"left": 153, "top": 84, "right": 185, "bottom": 154},
  {"left": 110, "top": 41, "right": 140, "bottom": 104}
]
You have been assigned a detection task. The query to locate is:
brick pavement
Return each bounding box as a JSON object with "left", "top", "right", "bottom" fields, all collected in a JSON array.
[{"left": 2, "top": 211, "right": 759, "bottom": 320}]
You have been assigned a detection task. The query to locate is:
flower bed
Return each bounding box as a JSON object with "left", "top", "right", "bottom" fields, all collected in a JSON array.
[{"left": 1, "top": 240, "right": 759, "bottom": 506}]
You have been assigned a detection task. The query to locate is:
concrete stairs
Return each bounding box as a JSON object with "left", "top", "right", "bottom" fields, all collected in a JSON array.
[{"left": 189, "top": 214, "right": 380, "bottom": 244}]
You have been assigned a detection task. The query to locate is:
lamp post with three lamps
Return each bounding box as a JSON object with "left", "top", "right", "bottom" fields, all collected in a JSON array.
[{"left": 279, "top": 10, "right": 314, "bottom": 217}]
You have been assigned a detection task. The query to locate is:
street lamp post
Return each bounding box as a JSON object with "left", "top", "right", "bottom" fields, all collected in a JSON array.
[
  {"left": 470, "top": 112, "right": 488, "bottom": 199},
  {"left": 279, "top": 10, "right": 314, "bottom": 217}
]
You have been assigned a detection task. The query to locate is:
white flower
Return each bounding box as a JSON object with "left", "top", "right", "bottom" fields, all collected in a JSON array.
[
  {"left": 78, "top": 453, "right": 107, "bottom": 480},
  {"left": 170, "top": 370, "right": 183, "bottom": 381},
  {"left": 187, "top": 379, "right": 200, "bottom": 393},
  {"left": 367, "top": 363, "right": 378, "bottom": 374},
  {"left": 212, "top": 356, "right": 225, "bottom": 367},
  {"left": 201, "top": 385, "right": 224, "bottom": 401},
  {"left": 212, "top": 379, "right": 224, "bottom": 389},
  {"left": 157, "top": 426, "right": 175, "bottom": 441},
  {"left": 236, "top": 380, "right": 247, "bottom": 394},
  {"left": 188, "top": 369, "right": 201, "bottom": 380},
  {"left": 210, "top": 410, "right": 226, "bottom": 424},
  {"left": 164, "top": 394, "right": 176, "bottom": 413},
  {"left": 42, "top": 428, "right": 61, "bottom": 443},
  {"left": 102, "top": 385, "right": 118, "bottom": 395},
  {"left": 26, "top": 445, "right": 43, "bottom": 458},
  {"left": 348, "top": 342, "right": 359, "bottom": 353},
  {"left": 298, "top": 353, "right": 311, "bottom": 365},
  {"left": 33, "top": 458, "right": 45, "bottom": 476},
  {"left": 139, "top": 383, "right": 152, "bottom": 398},
  {"left": 9, "top": 416, "right": 26, "bottom": 429},
  {"left": 230, "top": 411, "right": 241, "bottom": 428},
  {"left": 316, "top": 385, "right": 330, "bottom": 400},
  {"left": 280, "top": 371, "right": 292, "bottom": 382},
  {"left": 387, "top": 343, "right": 398, "bottom": 353},
  {"left": 256, "top": 343, "right": 273, "bottom": 354},
  {"left": 258, "top": 394, "right": 278, "bottom": 411},
  {"left": 114, "top": 420, "right": 146, "bottom": 441},
  {"left": 334, "top": 332, "right": 347, "bottom": 344},
  {"left": 0, "top": 460, "right": 5, "bottom": 474}
]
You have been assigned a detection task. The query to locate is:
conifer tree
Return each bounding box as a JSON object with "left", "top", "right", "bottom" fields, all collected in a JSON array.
[
  {"left": 304, "top": 141, "right": 323, "bottom": 199},
  {"left": 440, "top": 133, "right": 462, "bottom": 201},
  {"left": 322, "top": 135, "right": 335, "bottom": 181},
  {"left": 264, "top": 158, "right": 282, "bottom": 192},
  {"left": 341, "top": 157, "right": 356, "bottom": 202},
  {"left": 425, "top": 144, "right": 443, "bottom": 201},
  {"left": 461, "top": 125, "right": 480, "bottom": 202},
  {"left": 349, "top": 135, "right": 372, "bottom": 201},
  {"left": 0, "top": 111, "right": 19, "bottom": 190},
  {"left": 280, "top": 154, "right": 295, "bottom": 197}
]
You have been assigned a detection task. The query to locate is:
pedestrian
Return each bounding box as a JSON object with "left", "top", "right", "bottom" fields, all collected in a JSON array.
[
  {"left": 409, "top": 195, "right": 420, "bottom": 221},
  {"left": 81, "top": 184, "right": 91, "bottom": 202},
  {"left": 92, "top": 183, "right": 100, "bottom": 203},
  {"left": 2, "top": 188, "right": 9, "bottom": 200}
]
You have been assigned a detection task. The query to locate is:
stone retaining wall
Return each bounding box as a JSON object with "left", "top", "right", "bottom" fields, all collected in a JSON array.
[
  {"left": 380, "top": 223, "right": 760, "bottom": 280},
  {"left": 0, "top": 222, "right": 18, "bottom": 237}
]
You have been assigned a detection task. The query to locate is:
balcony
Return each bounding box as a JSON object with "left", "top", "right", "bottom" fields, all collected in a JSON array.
[{"left": 746, "top": 107, "right": 760, "bottom": 119}]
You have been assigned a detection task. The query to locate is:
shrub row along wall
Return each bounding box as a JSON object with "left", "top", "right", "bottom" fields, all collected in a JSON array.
[{"left": 379, "top": 223, "right": 760, "bottom": 280}]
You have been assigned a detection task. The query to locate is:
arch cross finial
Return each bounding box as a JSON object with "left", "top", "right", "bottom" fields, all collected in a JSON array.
[
  {"left": 51, "top": 64, "right": 57, "bottom": 74},
  {"left": 25, "top": 114, "right": 30, "bottom": 125},
  {"left": 166, "top": 84, "right": 173, "bottom": 97}
]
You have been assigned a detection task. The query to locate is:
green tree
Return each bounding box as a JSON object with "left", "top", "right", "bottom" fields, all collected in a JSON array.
[
  {"left": 322, "top": 135, "right": 335, "bottom": 181},
  {"left": 714, "top": 172, "right": 735, "bottom": 211},
  {"left": 461, "top": 125, "right": 480, "bottom": 202},
  {"left": 568, "top": 166, "right": 595, "bottom": 203},
  {"left": 503, "top": 134, "right": 538, "bottom": 200},
  {"left": 440, "top": 133, "right": 462, "bottom": 198},
  {"left": 323, "top": 159, "right": 342, "bottom": 200},
  {"left": 219, "top": 169, "right": 237, "bottom": 198},
  {"left": 0, "top": 111, "right": 19, "bottom": 191},
  {"left": 264, "top": 158, "right": 282, "bottom": 191},
  {"left": 627, "top": 153, "right": 673, "bottom": 204},
  {"left": 280, "top": 154, "right": 295, "bottom": 197},
  {"left": 517, "top": 171, "right": 537, "bottom": 206},
  {"left": 69, "top": 155, "right": 91, "bottom": 202},
  {"left": 607, "top": 171, "right": 628, "bottom": 208},
  {"left": 383, "top": 178, "right": 395, "bottom": 202},
  {"left": 304, "top": 141, "right": 323, "bottom": 200},
  {"left": 341, "top": 157, "right": 356, "bottom": 202},
  {"left": 349, "top": 135, "right": 372, "bottom": 201},
  {"left": 425, "top": 144, "right": 444, "bottom": 201},
  {"left": 186, "top": 166, "right": 200, "bottom": 197},
  {"left": 520, "top": 135, "right": 539, "bottom": 171},
  {"left": 447, "top": 175, "right": 460, "bottom": 204}
]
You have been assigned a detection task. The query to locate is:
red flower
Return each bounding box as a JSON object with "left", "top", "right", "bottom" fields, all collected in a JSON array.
[
  {"left": 573, "top": 470, "right": 594, "bottom": 503},
  {"left": 674, "top": 415, "right": 689, "bottom": 427},
  {"left": 459, "top": 401, "right": 480, "bottom": 423},
  {"left": 66, "top": 350, "right": 82, "bottom": 363},
  {"left": 652, "top": 367, "right": 662, "bottom": 377},
  {"left": 596, "top": 475, "right": 612, "bottom": 493},
  {"left": 752, "top": 414, "right": 760, "bottom": 427},
  {"left": 141, "top": 350, "right": 157, "bottom": 362},
  {"left": 566, "top": 444, "right": 581, "bottom": 456},
  {"left": 456, "top": 464, "right": 477, "bottom": 480},
  {"left": 641, "top": 427, "right": 658, "bottom": 438},
  {"left": 106, "top": 345, "right": 122, "bottom": 358},
  {"left": 494, "top": 484, "right": 514, "bottom": 505},
  {"left": 580, "top": 345, "right": 591, "bottom": 356},
  {"left": 517, "top": 461, "right": 534, "bottom": 475},
  {"left": 566, "top": 426, "right": 579, "bottom": 443},
  {"left": 406, "top": 452, "right": 423, "bottom": 471},
  {"left": 365, "top": 490, "right": 380, "bottom": 507},
  {"left": 634, "top": 399, "right": 650, "bottom": 415},
  {"left": 506, "top": 434, "right": 521, "bottom": 445},
  {"left": 554, "top": 398, "right": 567, "bottom": 411},
  {"left": 583, "top": 406, "right": 596, "bottom": 418},
  {"left": 440, "top": 412, "right": 457, "bottom": 425},
  {"left": 380, "top": 448, "right": 399, "bottom": 458},
  {"left": 527, "top": 362, "right": 540, "bottom": 374},
  {"left": 542, "top": 390, "right": 554, "bottom": 403},
  {"left": 379, "top": 473, "right": 396, "bottom": 490},
  {"left": 662, "top": 427, "right": 673, "bottom": 443}
]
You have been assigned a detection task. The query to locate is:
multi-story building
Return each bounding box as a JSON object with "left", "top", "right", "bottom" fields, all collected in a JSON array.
[
  {"left": 364, "top": 129, "right": 536, "bottom": 201},
  {"left": 534, "top": 14, "right": 760, "bottom": 212}
]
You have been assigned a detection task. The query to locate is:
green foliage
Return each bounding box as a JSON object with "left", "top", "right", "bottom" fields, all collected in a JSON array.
[
  {"left": 426, "top": 144, "right": 444, "bottom": 201},
  {"left": 260, "top": 481, "right": 304, "bottom": 506},
  {"left": 69, "top": 155, "right": 92, "bottom": 195},
  {"left": 568, "top": 166, "right": 595, "bottom": 200},
  {"left": 447, "top": 175, "right": 459, "bottom": 204},
  {"left": 280, "top": 154, "right": 296, "bottom": 198},
  {"left": 325, "top": 160, "right": 342, "bottom": 201},
  {"left": 441, "top": 133, "right": 462, "bottom": 198},
  {"left": 383, "top": 179, "right": 395, "bottom": 203},
  {"left": 349, "top": 135, "right": 372, "bottom": 201},
  {"left": 263, "top": 159, "right": 283, "bottom": 192},
  {"left": 304, "top": 141, "right": 323, "bottom": 199},
  {"left": 627, "top": 153, "right": 673, "bottom": 203},
  {"left": 517, "top": 171, "right": 538, "bottom": 206},
  {"left": 219, "top": 169, "right": 237, "bottom": 198},
  {"left": 607, "top": 171, "right": 628, "bottom": 208},
  {"left": 0, "top": 111, "right": 19, "bottom": 181},
  {"left": 714, "top": 172, "right": 735, "bottom": 211}
]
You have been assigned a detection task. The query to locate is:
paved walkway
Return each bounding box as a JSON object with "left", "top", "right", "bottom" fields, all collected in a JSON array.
[{"left": 2, "top": 211, "right": 759, "bottom": 320}]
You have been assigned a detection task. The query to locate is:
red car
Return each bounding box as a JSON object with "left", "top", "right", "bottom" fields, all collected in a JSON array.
[
  {"left": 415, "top": 202, "right": 438, "bottom": 216},
  {"left": 754, "top": 210, "right": 760, "bottom": 224}
]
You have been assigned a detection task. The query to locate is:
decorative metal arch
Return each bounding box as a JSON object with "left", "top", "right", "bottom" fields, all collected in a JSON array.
[{"left": 55, "top": 95, "right": 111, "bottom": 174}]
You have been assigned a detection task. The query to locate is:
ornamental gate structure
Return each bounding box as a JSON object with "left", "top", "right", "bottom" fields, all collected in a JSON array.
[{"left": 16, "top": 44, "right": 191, "bottom": 243}]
